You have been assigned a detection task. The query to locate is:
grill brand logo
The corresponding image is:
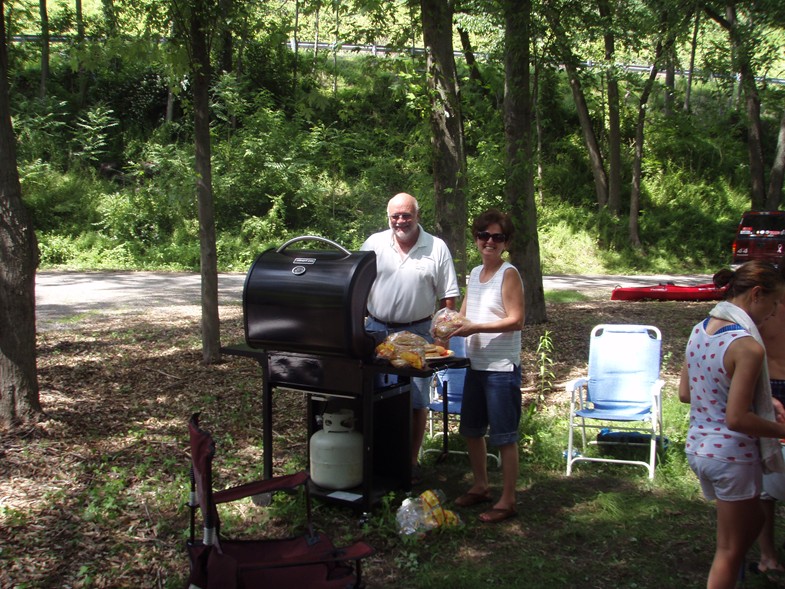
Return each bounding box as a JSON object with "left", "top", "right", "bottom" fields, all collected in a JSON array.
[{"left": 292, "top": 257, "right": 315, "bottom": 276}]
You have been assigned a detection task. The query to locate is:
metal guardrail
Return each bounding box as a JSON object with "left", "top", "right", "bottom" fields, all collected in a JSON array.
[
  {"left": 293, "top": 41, "right": 785, "bottom": 84},
  {"left": 12, "top": 35, "right": 785, "bottom": 85}
]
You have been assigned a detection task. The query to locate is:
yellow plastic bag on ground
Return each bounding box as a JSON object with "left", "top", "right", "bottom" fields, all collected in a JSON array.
[{"left": 395, "top": 489, "right": 462, "bottom": 537}]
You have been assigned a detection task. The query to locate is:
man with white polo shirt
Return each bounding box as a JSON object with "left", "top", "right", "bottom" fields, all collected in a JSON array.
[{"left": 362, "top": 192, "right": 460, "bottom": 484}]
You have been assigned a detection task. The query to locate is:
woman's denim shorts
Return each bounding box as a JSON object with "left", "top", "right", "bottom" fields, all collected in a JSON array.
[{"left": 459, "top": 365, "right": 522, "bottom": 447}]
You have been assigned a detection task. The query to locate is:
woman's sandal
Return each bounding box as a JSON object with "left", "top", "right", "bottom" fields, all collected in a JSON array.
[
  {"left": 748, "top": 561, "right": 785, "bottom": 576},
  {"left": 479, "top": 507, "right": 517, "bottom": 523},
  {"left": 454, "top": 491, "right": 492, "bottom": 507}
]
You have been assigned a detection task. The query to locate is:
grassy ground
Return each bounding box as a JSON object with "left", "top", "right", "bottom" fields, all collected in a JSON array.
[{"left": 3, "top": 291, "right": 785, "bottom": 588}]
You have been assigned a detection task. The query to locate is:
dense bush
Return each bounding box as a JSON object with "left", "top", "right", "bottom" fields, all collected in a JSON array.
[{"left": 8, "top": 35, "right": 768, "bottom": 274}]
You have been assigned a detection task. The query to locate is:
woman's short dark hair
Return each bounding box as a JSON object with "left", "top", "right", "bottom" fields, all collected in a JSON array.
[
  {"left": 472, "top": 209, "right": 515, "bottom": 240},
  {"left": 714, "top": 259, "right": 785, "bottom": 299}
]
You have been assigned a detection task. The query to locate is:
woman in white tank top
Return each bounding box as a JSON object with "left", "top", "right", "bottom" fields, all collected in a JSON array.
[{"left": 449, "top": 209, "right": 524, "bottom": 524}]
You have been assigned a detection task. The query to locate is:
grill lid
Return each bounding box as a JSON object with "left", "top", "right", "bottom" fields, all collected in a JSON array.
[{"left": 243, "top": 236, "right": 377, "bottom": 359}]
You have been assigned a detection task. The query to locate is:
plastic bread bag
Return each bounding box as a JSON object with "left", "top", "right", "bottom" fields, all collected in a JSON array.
[
  {"left": 374, "top": 331, "right": 427, "bottom": 370},
  {"left": 430, "top": 308, "right": 469, "bottom": 339}
]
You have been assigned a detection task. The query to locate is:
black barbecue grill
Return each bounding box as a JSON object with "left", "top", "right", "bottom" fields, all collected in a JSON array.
[
  {"left": 244, "top": 236, "right": 378, "bottom": 359},
  {"left": 223, "top": 236, "right": 468, "bottom": 511}
]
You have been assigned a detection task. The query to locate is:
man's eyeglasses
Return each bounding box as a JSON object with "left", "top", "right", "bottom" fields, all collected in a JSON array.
[
  {"left": 389, "top": 213, "right": 413, "bottom": 221},
  {"left": 476, "top": 231, "right": 507, "bottom": 243}
]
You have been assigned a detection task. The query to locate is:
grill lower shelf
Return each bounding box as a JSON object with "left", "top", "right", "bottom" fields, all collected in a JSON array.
[{"left": 222, "top": 344, "right": 469, "bottom": 511}]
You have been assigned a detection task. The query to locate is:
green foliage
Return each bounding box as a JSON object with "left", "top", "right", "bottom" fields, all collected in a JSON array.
[
  {"left": 71, "top": 104, "right": 120, "bottom": 168},
  {"left": 4, "top": 20, "right": 775, "bottom": 273},
  {"left": 361, "top": 492, "right": 401, "bottom": 540},
  {"left": 518, "top": 402, "right": 568, "bottom": 470},
  {"left": 12, "top": 98, "right": 71, "bottom": 168},
  {"left": 535, "top": 331, "right": 556, "bottom": 403},
  {"left": 37, "top": 232, "right": 81, "bottom": 266},
  {"left": 20, "top": 164, "right": 102, "bottom": 234}
]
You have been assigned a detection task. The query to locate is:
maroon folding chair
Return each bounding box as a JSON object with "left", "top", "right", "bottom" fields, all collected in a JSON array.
[{"left": 186, "top": 413, "right": 374, "bottom": 589}]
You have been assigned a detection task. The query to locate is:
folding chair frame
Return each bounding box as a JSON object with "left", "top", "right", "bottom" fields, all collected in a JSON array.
[
  {"left": 564, "top": 325, "right": 665, "bottom": 480},
  {"left": 186, "top": 413, "right": 374, "bottom": 589},
  {"left": 425, "top": 375, "right": 502, "bottom": 468}
]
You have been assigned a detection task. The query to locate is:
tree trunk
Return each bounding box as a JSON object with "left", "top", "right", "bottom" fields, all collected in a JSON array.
[
  {"left": 598, "top": 0, "right": 620, "bottom": 215},
  {"left": 683, "top": 11, "right": 699, "bottom": 113},
  {"left": 75, "top": 0, "right": 87, "bottom": 106},
  {"left": 0, "top": 0, "right": 42, "bottom": 427},
  {"left": 705, "top": 2, "right": 767, "bottom": 209},
  {"left": 293, "top": 0, "right": 299, "bottom": 92},
  {"left": 39, "top": 0, "right": 48, "bottom": 99},
  {"left": 419, "top": 0, "right": 468, "bottom": 282},
  {"left": 663, "top": 27, "right": 677, "bottom": 117},
  {"left": 101, "top": 0, "right": 116, "bottom": 35},
  {"left": 457, "top": 26, "right": 482, "bottom": 84},
  {"left": 766, "top": 110, "right": 785, "bottom": 210},
  {"left": 217, "top": 0, "right": 233, "bottom": 74},
  {"left": 742, "top": 72, "right": 766, "bottom": 209},
  {"left": 332, "top": 2, "right": 339, "bottom": 96},
  {"left": 545, "top": 8, "right": 608, "bottom": 208},
  {"left": 630, "top": 43, "right": 663, "bottom": 248},
  {"left": 503, "top": 0, "right": 546, "bottom": 325},
  {"left": 314, "top": 4, "right": 320, "bottom": 59},
  {"left": 190, "top": 2, "right": 221, "bottom": 364},
  {"left": 564, "top": 60, "right": 608, "bottom": 208},
  {"left": 533, "top": 57, "right": 544, "bottom": 205}
]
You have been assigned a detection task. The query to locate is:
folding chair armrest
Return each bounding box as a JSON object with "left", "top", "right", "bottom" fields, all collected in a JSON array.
[
  {"left": 651, "top": 379, "right": 665, "bottom": 402},
  {"left": 564, "top": 377, "right": 588, "bottom": 392},
  {"left": 213, "top": 471, "right": 310, "bottom": 505},
  {"left": 565, "top": 377, "right": 588, "bottom": 409},
  {"left": 238, "top": 540, "right": 376, "bottom": 572}
]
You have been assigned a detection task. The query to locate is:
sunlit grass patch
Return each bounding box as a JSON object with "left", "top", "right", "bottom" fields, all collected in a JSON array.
[{"left": 545, "top": 289, "right": 592, "bottom": 303}]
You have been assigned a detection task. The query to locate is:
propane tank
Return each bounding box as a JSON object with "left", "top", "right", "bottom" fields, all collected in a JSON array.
[{"left": 310, "top": 409, "right": 363, "bottom": 490}]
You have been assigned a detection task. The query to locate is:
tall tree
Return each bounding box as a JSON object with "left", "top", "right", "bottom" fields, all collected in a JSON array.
[
  {"left": 38, "top": 0, "right": 48, "bottom": 99},
  {"left": 420, "top": 0, "right": 468, "bottom": 281},
  {"left": 766, "top": 111, "right": 785, "bottom": 210},
  {"left": 630, "top": 40, "right": 664, "bottom": 247},
  {"left": 101, "top": 0, "right": 116, "bottom": 35},
  {"left": 662, "top": 28, "right": 677, "bottom": 116},
  {"left": 1, "top": 0, "right": 42, "bottom": 427},
  {"left": 457, "top": 26, "right": 482, "bottom": 85},
  {"left": 191, "top": 0, "right": 221, "bottom": 364},
  {"left": 704, "top": 2, "right": 766, "bottom": 208},
  {"left": 597, "top": 0, "right": 621, "bottom": 215},
  {"left": 503, "top": 0, "right": 546, "bottom": 324},
  {"left": 171, "top": 0, "right": 221, "bottom": 363},
  {"left": 217, "top": 0, "right": 233, "bottom": 74},
  {"left": 683, "top": 10, "right": 700, "bottom": 113},
  {"left": 75, "top": 0, "right": 87, "bottom": 105},
  {"left": 629, "top": 6, "right": 688, "bottom": 246},
  {"left": 544, "top": 1, "right": 608, "bottom": 208}
]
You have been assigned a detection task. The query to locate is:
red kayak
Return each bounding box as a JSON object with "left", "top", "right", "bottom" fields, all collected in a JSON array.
[{"left": 611, "top": 282, "right": 727, "bottom": 302}]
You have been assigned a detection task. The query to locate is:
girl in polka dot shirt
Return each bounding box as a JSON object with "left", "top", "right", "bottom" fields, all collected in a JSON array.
[{"left": 679, "top": 260, "right": 785, "bottom": 589}]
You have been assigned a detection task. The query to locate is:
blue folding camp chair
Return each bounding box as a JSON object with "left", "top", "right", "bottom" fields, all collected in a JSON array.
[
  {"left": 426, "top": 337, "right": 500, "bottom": 467},
  {"left": 565, "top": 324, "right": 664, "bottom": 479}
]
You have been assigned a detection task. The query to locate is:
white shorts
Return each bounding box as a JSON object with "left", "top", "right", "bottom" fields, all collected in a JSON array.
[{"left": 688, "top": 454, "right": 762, "bottom": 501}]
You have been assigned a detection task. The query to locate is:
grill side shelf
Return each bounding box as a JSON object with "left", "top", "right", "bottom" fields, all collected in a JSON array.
[{"left": 369, "top": 356, "right": 470, "bottom": 375}]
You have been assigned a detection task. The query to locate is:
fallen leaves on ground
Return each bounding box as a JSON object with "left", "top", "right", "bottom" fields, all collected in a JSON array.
[{"left": 0, "top": 297, "right": 715, "bottom": 587}]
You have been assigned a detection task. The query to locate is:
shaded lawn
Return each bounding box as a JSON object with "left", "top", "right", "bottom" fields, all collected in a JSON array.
[{"left": 2, "top": 297, "right": 784, "bottom": 588}]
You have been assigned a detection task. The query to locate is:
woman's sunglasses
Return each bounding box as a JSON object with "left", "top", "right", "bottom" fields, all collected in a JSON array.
[{"left": 476, "top": 231, "right": 507, "bottom": 243}]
